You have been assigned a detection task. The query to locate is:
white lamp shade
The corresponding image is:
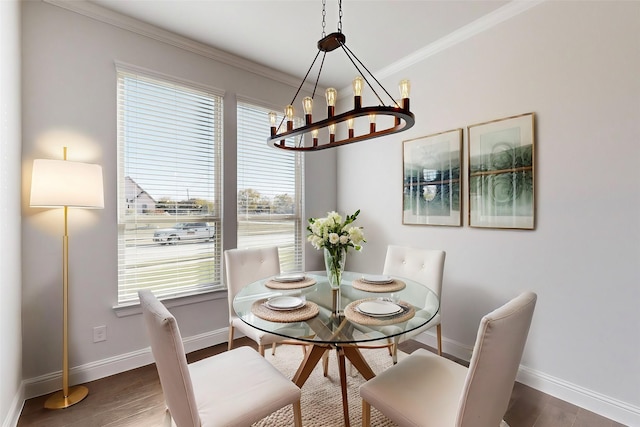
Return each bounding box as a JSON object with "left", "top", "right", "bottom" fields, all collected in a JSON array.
[{"left": 30, "top": 159, "right": 104, "bottom": 208}]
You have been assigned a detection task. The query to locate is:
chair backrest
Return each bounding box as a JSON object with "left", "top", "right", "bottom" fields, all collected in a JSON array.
[
  {"left": 382, "top": 245, "right": 446, "bottom": 297},
  {"left": 224, "top": 246, "right": 280, "bottom": 321},
  {"left": 138, "top": 290, "right": 200, "bottom": 427},
  {"left": 456, "top": 291, "right": 537, "bottom": 427}
]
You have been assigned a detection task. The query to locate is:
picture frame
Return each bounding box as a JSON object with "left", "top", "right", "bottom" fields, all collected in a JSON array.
[
  {"left": 402, "top": 129, "right": 462, "bottom": 226},
  {"left": 467, "top": 113, "right": 535, "bottom": 229}
]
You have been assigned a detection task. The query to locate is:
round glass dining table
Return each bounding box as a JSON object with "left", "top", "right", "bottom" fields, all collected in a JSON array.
[{"left": 233, "top": 270, "right": 439, "bottom": 427}]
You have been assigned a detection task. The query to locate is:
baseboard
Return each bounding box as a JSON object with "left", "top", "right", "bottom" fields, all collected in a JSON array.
[
  {"left": 516, "top": 365, "right": 640, "bottom": 427},
  {"left": 2, "top": 382, "right": 24, "bottom": 427},
  {"left": 413, "top": 330, "right": 639, "bottom": 426},
  {"left": 22, "top": 327, "right": 228, "bottom": 401}
]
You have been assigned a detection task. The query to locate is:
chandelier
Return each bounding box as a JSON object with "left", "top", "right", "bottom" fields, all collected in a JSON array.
[{"left": 267, "top": 0, "right": 415, "bottom": 152}]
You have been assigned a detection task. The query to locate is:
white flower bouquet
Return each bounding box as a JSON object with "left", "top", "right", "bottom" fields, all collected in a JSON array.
[{"left": 307, "top": 210, "right": 366, "bottom": 287}]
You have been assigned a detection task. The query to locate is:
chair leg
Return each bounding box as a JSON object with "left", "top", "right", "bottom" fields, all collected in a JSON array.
[
  {"left": 437, "top": 324, "right": 443, "bottom": 356},
  {"left": 322, "top": 349, "right": 329, "bottom": 376},
  {"left": 258, "top": 344, "right": 265, "bottom": 356},
  {"left": 292, "top": 400, "right": 303, "bottom": 427},
  {"left": 271, "top": 342, "right": 277, "bottom": 356},
  {"left": 227, "top": 324, "right": 234, "bottom": 351},
  {"left": 362, "top": 400, "right": 371, "bottom": 427},
  {"left": 392, "top": 336, "right": 400, "bottom": 364}
]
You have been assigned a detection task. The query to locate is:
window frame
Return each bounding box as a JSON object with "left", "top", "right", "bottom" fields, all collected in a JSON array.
[{"left": 115, "top": 63, "right": 225, "bottom": 307}]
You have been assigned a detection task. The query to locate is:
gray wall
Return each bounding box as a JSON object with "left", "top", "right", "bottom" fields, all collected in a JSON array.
[
  {"left": 14, "top": 1, "right": 640, "bottom": 426},
  {"left": 338, "top": 1, "right": 640, "bottom": 425},
  {"left": 0, "top": 1, "right": 23, "bottom": 426}
]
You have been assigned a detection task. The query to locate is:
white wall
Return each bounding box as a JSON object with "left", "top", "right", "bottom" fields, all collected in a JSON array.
[
  {"left": 0, "top": 1, "right": 23, "bottom": 426},
  {"left": 338, "top": 2, "right": 640, "bottom": 425},
  {"left": 20, "top": 0, "right": 333, "bottom": 401}
]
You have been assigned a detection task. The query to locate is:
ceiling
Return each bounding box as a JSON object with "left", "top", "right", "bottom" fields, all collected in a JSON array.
[{"left": 88, "top": 0, "right": 509, "bottom": 90}]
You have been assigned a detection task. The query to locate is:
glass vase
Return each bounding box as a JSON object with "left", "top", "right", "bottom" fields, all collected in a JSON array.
[{"left": 324, "top": 247, "right": 346, "bottom": 289}]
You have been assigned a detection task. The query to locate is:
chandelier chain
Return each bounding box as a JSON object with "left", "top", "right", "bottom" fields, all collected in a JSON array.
[
  {"left": 322, "top": 0, "right": 343, "bottom": 36},
  {"left": 321, "top": 0, "right": 326, "bottom": 37}
]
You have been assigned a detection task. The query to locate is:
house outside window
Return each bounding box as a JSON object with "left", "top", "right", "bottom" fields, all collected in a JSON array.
[{"left": 116, "top": 66, "right": 223, "bottom": 304}]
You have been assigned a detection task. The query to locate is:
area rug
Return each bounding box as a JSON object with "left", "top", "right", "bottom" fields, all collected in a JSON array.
[{"left": 253, "top": 344, "right": 406, "bottom": 427}]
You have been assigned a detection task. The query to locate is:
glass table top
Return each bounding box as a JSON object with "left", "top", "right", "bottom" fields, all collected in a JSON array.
[{"left": 233, "top": 270, "right": 439, "bottom": 345}]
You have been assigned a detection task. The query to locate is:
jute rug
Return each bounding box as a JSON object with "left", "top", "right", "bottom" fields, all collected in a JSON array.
[{"left": 253, "top": 344, "right": 406, "bottom": 427}]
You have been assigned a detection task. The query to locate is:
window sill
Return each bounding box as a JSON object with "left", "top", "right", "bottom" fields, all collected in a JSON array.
[{"left": 113, "top": 289, "right": 228, "bottom": 318}]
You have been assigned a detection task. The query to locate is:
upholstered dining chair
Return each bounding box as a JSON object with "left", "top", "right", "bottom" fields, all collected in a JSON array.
[
  {"left": 225, "top": 246, "right": 289, "bottom": 356},
  {"left": 382, "top": 245, "right": 446, "bottom": 359},
  {"left": 359, "top": 291, "right": 537, "bottom": 427},
  {"left": 138, "top": 289, "right": 303, "bottom": 427}
]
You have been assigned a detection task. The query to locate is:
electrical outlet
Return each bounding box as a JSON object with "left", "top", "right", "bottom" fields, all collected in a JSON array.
[{"left": 93, "top": 325, "right": 107, "bottom": 343}]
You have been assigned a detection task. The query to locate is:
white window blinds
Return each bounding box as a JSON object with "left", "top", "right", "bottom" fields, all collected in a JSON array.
[
  {"left": 237, "top": 101, "right": 304, "bottom": 272},
  {"left": 117, "top": 67, "right": 223, "bottom": 304}
]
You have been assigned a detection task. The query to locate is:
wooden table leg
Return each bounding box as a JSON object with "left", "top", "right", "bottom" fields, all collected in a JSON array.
[
  {"left": 293, "top": 344, "right": 376, "bottom": 427},
  {"left": 292, "top": 344, "right": 329, "bottom": 387},
  {"left": 336, "top": 347, "right": 351, "bottom": 427}
]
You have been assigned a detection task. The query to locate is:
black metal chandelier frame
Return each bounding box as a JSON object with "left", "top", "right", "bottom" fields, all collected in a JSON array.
[{"left": 267, "top": 1, "right": 415, "bottom": 152}]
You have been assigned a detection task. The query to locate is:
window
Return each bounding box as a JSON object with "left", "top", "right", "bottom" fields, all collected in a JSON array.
[
  {"left": 237, "top": 100, "right": 304, "bottom": 272},
  {"left": 117, "top": 66, "right": 223, "bottom": 305}
]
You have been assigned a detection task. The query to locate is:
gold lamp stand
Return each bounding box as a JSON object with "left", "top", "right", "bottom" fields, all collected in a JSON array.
[
  {"left": 44, "top": 205, "right": 89, "bottom": 409},
  {"left": 31, "top": 147, "right": 104, "bottom": 410}
]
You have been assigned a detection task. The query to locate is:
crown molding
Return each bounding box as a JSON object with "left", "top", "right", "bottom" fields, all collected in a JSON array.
[
  {"left": 43, "top": 0, "right": 308, "bottom": 90},
  {"left": 375, "top": 0, "right": 546, "bottom": 81},
  {"left": 45, "top": 0, "right": 544, "bottom": 95}
]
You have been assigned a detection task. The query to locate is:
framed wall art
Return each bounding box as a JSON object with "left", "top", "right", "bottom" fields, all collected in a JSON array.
[
  {"left": 467, "top": 112, "right": 535, "bottom": 229},
  {"left": 402, "top": 129, "right": 462, "bottom": 226}
]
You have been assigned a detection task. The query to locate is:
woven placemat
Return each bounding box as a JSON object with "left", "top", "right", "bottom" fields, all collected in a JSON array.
[
  {"left": 251, "top": 299, "right": 319, "bottom": 323},
  {"left": 264, "top": 277, "right": 317, "bottom": 290},
  {"left": 344, "top": 298, "right": 415, "bottom": 326},
  {"left": 351, "top": 278, "right": 406, "bottom": 293}
]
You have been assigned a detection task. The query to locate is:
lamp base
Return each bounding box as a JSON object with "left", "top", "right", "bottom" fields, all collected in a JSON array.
[{"left": 44, "top": 385, "right": 88, "bottom": 409}]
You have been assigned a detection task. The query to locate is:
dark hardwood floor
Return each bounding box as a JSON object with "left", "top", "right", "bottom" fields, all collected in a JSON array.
[{"left": 18, "top": 338, "right": 626, "bottom": 427}]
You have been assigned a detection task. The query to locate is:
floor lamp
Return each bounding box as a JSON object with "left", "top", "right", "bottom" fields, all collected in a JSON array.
[{"left": 30, "top": 147, "right": 104, "bottom": 409}]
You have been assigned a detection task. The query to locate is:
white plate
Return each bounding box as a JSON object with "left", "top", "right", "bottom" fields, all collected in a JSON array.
[
  {"left": 361, "top": 274, "right": 394, "bottom": 284},
  {"left": 273, "top": 274, "right": 305, "bottom": 283},
  {"left": 266, "top": 296, "right": 305, "bottom": 310},
  {"left": 356, "top": 300, "right": 402, "bottom": 316}
]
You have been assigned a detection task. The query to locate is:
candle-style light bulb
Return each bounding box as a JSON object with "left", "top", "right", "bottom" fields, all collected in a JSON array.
[
  {"left": 312, "top": 128, "right": 319, "bottom": 147},
  {"left": 399, "top": 79, "right": 411, "bottom": 110},
  {"left": 347, "top": 118, "right": 355, "bottom": 138},
  {"left": 302, "top": 96, "right": 313, "bottom": 125},
  {"left": 285, "top": 105, "right": 294, "bottom": 131},
  {"left": 352, "top": 77, "right": 363, "bottom": 97},
  {"left": 325, "top": 87, "right": 337, "bottom": 117},
  {"left": 369, "top": 113, "right": 376, "bottom": 133},
  {"left": 268, "top": 111, "right": 277, "bottom": 136},
  {"left": 399, "top": 79, "right": 411, "bottom": 99},
  {"left": 329, "top": 123, "right": 336, "bottom": 143},
  {"left": 285, "top": 105, "right": 294, "bottom": 120},
  {"left": 353, "top": 76, "right": 363, "bottom": 109},
  {"left": 325, "top": 88, "right": 337, "bottom": 106},
  {"left": 302, "top": 97, "right": 313, "bottom": 114}
]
